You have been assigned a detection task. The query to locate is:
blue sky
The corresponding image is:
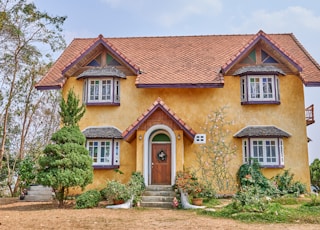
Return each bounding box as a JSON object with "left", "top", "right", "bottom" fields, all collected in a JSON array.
[{"left": 33, "top": 0, "right": 320, "bottom": 163}]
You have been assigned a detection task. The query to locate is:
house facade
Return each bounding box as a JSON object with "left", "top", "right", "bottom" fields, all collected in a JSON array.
[{"left": 36, "top": 30, "right": 320, "bottom": 193}]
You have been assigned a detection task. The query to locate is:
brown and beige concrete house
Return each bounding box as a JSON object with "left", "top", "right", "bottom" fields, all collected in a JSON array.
[{"left": 36, "top": 30, "right": 320, "bottom": 193}]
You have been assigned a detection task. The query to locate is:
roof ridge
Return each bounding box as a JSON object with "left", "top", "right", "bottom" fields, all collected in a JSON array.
[{"left": 290, "top": 33, "right": 320, "bottom": 71}]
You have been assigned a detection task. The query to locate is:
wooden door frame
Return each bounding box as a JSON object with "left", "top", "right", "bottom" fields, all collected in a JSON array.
[
  {"left": 143, "top": 125, "right": 177, "bottom": 186},
  {"left": 151, "top": 142, "right": 171, "bottom": 185}
]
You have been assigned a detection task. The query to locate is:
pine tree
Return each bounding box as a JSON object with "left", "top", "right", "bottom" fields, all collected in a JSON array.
[
  {"left": 59, "top": 88, "right": 85, "bottom": 127},
  {"left": 37, "top": 89, "right": 92, "bottom": 207}
]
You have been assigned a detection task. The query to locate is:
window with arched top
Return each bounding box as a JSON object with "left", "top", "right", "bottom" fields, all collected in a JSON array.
[{"left": 152, "top": 133, "right": 170, "bottom": 142}]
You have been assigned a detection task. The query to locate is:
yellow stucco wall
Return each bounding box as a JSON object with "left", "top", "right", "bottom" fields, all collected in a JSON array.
[{"left": 62, "top": 72, "right": 311, "bottom": 193}]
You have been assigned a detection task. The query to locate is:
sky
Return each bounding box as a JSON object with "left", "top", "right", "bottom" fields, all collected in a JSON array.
[{"left": 33, "top": 0, "right": 320, "bottom": 164}]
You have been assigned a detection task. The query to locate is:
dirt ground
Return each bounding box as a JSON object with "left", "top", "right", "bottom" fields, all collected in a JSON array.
[{"left": 0, "top": 198, "right": 320, "bottom": 230}]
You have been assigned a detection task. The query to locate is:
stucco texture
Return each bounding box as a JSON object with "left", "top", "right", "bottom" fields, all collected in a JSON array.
[{"left": 62, "top": 72, "right": 310, "bottom": 193}]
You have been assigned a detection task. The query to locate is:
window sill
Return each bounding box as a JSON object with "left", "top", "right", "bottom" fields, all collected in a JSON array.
[
  {"left": 93, "top": 165, "right": 120, "bottom": 170},
  {"left": 241, "top": 101, "right": 280, "bottom": 105},
  {"left": 86, "top": 102, "right": 120, "bottom": 106},
  {"left": 260, "top": 165, "right": 284, "bottom": 169}
]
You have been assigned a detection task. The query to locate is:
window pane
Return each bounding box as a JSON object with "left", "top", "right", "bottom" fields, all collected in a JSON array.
[
  {"left": 250, "top": 78, "right": 260, "bottom": 98},
  {"left": 101, "top": 80, "right": 107, "bottom": 100},
  {"left": 262, "top": 78, "right": 273, "bottom": 98},
  {"left": 106, "top": 80, "right": 112, "bottom": 100}
]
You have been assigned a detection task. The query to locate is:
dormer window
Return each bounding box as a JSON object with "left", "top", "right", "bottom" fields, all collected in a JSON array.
[
  {"left": 87, "top": 78, "right": 120, "bottom": 104},
  {"left": 240, "top": 74, "right": 280, "bottom": 104},
  {"left": 234, "top": 66, "right": 285, "bottom": 105},
  {"left": 77, "top": 67, "right": 126, "bottom": 106}
]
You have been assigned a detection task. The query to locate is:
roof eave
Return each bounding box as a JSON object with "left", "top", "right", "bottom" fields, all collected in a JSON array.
[
  {"left": 35, "top": 85, "right": 62, "bottom": 90},
  {"left": 136, "top": 83, "right": 224, "bottom": 88}
]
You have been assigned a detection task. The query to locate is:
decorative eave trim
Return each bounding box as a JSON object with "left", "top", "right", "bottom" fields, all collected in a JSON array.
[
  {"left": 234, "top": 125, "right": 291, "bottom": 138},
  {"left": 77, "top": 67, "right": 126, "bottom": 79},
  {"left": 222, "top": 30, "right": 302, "bottom": 74},
  {"left": 62, "top": 35, "right": 140, "bottom": 76},
  {"left": 35, "top": 85, "right": 62, "bottom": 90},
  {"left": 304, "top": 81, "right": 320, "bottom": 87},
  {"left": 122, "top": 98, "right": 196, "bottom": 142},
  {"left": 136, "top": 83, "right": 224, "bottom": 88},
  {"left": 233, "top": 65, "right": 285, "bottom": 76},
  {"left": 82, "top": 126, "right": 123, "bottom": 139}
]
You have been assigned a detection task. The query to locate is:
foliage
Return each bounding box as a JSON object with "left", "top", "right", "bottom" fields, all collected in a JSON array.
[
  {"left": 175, "top": 170, "right": 202, "bottom": 198},
  {"left": 237, "top": 161, "right": 278, "bottom": 196},
  {"left": 18, "top": 155, "right": 37, "bottom": 188},
  {"left": 304, "top": 194, "right": 320, "bottom": 207},
  {"left": 0, "top": 0, "right": 65, "bottom": 195},
  {"left": 272, "top": 169, "right": 306, "bottom": 196},
  {"left": 37, "top": 125, "right": 93, "bottom": 207},
  {"left": 194, "top": 107, "right": 237, "bottom": 194},
  {"left": 102, "top": 180, "right": 131, "bottom": 202},
  {"left": 75, "top": 190, "right": 101, "bottom": 209},
  {"left": 232, "top": 185, "right": 271, "bottom": 212},
  {"left": 230, "top": 161, "right": 307, "bottom": 217},
  {"left": 310, "top": 158, "right": 320, "bottom": 189},
  {"left": 200, "top": 201, "right": 320, "bottom": 224},
  {"left": 127, "top": 171, "right": 145, "bottom": 204},
  {"left": 59, "top": 89, "right": 85, "bottom": 127}
]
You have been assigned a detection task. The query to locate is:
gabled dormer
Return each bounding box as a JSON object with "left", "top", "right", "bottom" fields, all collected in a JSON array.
[{"left": 222, "top": 30, "right": 302, "bottom": 105}]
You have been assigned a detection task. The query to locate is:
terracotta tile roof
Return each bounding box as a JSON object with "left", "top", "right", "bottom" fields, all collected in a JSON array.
[
  {"left": 36, "top": 30, "right": 320, "bottom": 89},
  {"left": 122, "top": 97, "right": 197, "bottom": 141}
]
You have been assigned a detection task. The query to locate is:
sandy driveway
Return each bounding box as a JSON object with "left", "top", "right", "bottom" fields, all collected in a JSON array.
[{"left": 0, "top": 199, "right": 319, "bottom": 230}]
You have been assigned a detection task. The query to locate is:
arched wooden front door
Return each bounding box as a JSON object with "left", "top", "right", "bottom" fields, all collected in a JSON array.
[{"left": 151, "top": 133, "right": 171, "bottom": 185}]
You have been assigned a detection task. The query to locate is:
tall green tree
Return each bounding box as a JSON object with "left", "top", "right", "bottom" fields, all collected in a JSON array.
[
  {"left": 59, "top": 88, "right": 85, "bottom": 127},
  {"left": 0, "top": 0, "right": 65, "bottom": 195},
  {"left": 37, "top": 89, "right": 93, "bottom": 207},
  {"left": 310, "top": 158, "right": 320, "bottom": 189}
]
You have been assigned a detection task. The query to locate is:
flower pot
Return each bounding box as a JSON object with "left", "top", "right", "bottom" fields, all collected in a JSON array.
[
  {"left": 113, "top": 199, "right": 125, "bottom": 205},
  {"left": 191, "top": 198, "right": 203, "bottom": 206}
]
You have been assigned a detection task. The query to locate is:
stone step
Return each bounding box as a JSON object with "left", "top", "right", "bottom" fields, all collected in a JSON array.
[
  {"left": 141, "top": 185, "right": 176, "bottom": 209},
  {"left": 145, "top": 185, "right": 173, "bottom": 191},
  {"left": 23, "top": 194, "right": 53, "bottom": 202},
  {"left": 140, "top": 201, "right": 173, "bottom": 209},
  {"left": 22, "top": 185, "right": 53, "bottom": 202},
  {"left": 142, "top": 195, "right": 174, "bottom": 202},
  {"left": 143, "top": 190, "right": 176, "bottom": 196}
]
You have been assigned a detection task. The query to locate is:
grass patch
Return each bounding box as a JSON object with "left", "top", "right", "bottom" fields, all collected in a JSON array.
[
  {"left": 198, "top": 201, "right": 320, "bottom": 224},
  {"left": 203, "top": 198, "right": 220, "bottom": 208}
]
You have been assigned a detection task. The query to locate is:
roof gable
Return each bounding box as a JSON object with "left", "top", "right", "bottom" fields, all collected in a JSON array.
[
  {"left": 222, "top": 30, "right": 302, "bottom": 74},
  {"left": 122, "top": 97, "right": 196, "bottom": 142},
  {"left": 62, "top": 35, "right": 140, "bottom": 77}
]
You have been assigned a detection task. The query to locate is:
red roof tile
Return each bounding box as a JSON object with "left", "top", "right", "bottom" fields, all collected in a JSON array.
[
  {"left": 36, "top": 30, "right": 320, "bottom": 89},
  {"left": 122, "top": 97, "right": 196, "bottom": 141}
]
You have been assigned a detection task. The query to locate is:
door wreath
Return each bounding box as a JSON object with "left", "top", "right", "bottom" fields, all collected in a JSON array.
[{"left": 157, "top": 150, "right": 167, "bottom": 161}]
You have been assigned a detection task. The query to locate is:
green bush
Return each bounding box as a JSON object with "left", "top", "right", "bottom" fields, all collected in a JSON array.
[
  {"left": 127, "top": 171, "right": 145, "bottom": 204},
  {"left": 272, "top": 170, "right": 306, "bottom": 196},
  {"left": 75, "top": 190, "right": 101, "bottom": 209}
]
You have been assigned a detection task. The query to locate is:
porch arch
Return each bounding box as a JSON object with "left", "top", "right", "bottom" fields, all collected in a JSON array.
[{"left": 143, "top": 124, "right": 177, "bottom": 186}]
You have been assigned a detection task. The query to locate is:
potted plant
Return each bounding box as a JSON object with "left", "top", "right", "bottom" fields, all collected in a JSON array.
[
  {"left": 103, "top": 180, "right": 131, "bottom": 204},
  {"left": 175, "top": 170, "right": 205, "bottom": 206}
]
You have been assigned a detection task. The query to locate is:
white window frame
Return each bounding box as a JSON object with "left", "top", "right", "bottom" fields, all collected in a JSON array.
[
  {"left": 241, "top": 75, "right": 279, "bottom": 103},
  {"left": 242, "top": 138, "right": 284, "bottom": 167},
  {"left": 87, "top": 139, "right": 120, "bottom": 166},
  {"left": 86, "top": 78, "right": 120, "bottom": 104}
]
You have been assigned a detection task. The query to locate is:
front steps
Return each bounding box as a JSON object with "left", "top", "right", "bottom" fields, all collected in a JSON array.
[
  {"left": 21, "top": 185, "right": 53, "bottom": 202},
  {"left": 141, "top": 185, "right": 176, "bottom": 208}
]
